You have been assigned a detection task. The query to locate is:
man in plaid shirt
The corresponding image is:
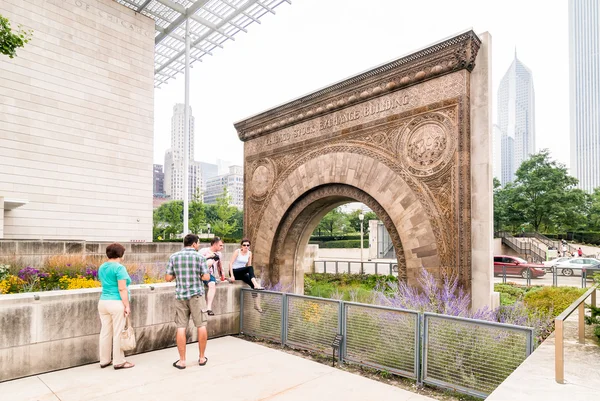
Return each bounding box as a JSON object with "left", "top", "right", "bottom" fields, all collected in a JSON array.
[{"left": 165, "top": 234, "right": 210, "bottom": 369}]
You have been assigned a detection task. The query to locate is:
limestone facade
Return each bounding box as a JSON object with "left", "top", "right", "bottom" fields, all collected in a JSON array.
[
  {"left": 0, "top": 0, "right": 154, "bottom": 241},
  {"left": 236, "top": 31, "right": 491, "bottom": 298}
]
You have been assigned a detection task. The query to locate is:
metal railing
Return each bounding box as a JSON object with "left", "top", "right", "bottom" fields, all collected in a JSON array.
[
  {"left": 554, "top": 284, "right": 598, "bottom": 383},
  {"left": 500, "top": 235, "right": 546, "bottom": 263},
  {"left": 314, "top": 260, "right": 397, "bottom": 275},
  {"left": 423, "top": 313, "right": 534, "bottom": 398},
  {"left": 240, "top": 289, "right": 534, "bottom": 398}
]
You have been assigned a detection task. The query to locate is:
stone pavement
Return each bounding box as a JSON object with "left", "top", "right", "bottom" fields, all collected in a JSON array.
[
  {"left": 487, "top": 307, "right": 600, "bottom": 401},
  {"left": 2, "top": 336, "right": 434, "bottom": 401}
]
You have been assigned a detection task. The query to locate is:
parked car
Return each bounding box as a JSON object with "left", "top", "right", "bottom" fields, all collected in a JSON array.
[
  {"left": 554, "top": 258, "right": 600, "bottom": 276},
  {"left": 542, "top": 257, "right": 573, "bottom": 273},
  {"left": 493, "top": 256, "right": 546, "bottom": 279}
]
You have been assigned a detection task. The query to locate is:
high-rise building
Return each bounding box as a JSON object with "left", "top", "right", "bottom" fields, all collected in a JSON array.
[
  {"left": 153, "top": 164, "right": 165, "bottom": 195},
  {"left": 497, "top": 53, "right": 536, "bottom": 186},
  {"left": 199, "top": 162, "right": 219, "bottom": 191},
  {"left": 163, "top": 104, "right": 204, "bottom": 201},
  {"left": 569, "top": 0, "right": 600, "bottom": 192},
  {"left": 204, "top": 165, "right": 244, "bottom": 209}
]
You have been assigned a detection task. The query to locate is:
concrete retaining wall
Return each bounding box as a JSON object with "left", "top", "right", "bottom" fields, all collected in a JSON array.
[
  {"left": 0, "top": 282, "right": 242, "bottom": 382},
  {"left": 0, "top": 240, "right": 243, "bottom": 268}
]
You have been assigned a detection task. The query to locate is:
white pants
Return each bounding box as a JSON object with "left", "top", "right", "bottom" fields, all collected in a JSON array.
[{"left": 98, "top": 300, "right": 126, "bottom": 365}]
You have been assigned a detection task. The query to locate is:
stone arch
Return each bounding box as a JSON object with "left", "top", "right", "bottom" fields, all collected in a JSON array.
[
  {"left": 235, "top": 31, "right": 495, "bottom": 308},
  {"left": 252, "top": 151, "right": 440, "bottom": 291}
]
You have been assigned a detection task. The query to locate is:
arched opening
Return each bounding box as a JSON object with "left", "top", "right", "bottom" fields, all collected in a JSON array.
[{"left": 267, "top": 184, "right": 405, "bottom": 293}]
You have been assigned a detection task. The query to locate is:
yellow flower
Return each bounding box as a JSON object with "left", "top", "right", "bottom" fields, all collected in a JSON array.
[
  {"left": 0, "top": 275, "right": 26, "bottom": 294},
  {"left": 59, "top": 275, "right": 101, "bottom": 290}
]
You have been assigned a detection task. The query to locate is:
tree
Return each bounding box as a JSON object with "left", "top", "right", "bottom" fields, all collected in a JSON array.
[
  {"left": 211, "top": 188, "right": 238, "bottom": 237},
  {"left": 154, "top": 201, "right": 183, "bottom": 239},
  {"left": 0, "top": 14, "right": 32, "bottom": 58},
  {"left": 509, "top": 149, "right": 581, "bottom": 232},
  {"left": 586, "top": 188, "right": 600, "bottom": 231},
  {"left": 315, "top": 207, "right": 347, "bottom": 236},
  {"left": 347, "top": 209, "right": 377, "bottom": 234},
  {"left": 188, "top": 199, "right": 206, "bottom": 235}
]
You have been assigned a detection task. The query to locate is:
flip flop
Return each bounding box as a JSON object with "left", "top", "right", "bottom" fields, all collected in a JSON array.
[
  {"left": 172, "top": 360, "right": 186, "bottom": 370},
  {"left": 100, "top": 361, "right": 112, "bottom": 369},
  {"left": 114, "top": 361, "right": 135, "bottom": 370},
  {"left": 207, "top": 310, "right": 215, "bottom": 316},
  {"left": 198, "top": 357, "right": 208, "bottom": 366}
]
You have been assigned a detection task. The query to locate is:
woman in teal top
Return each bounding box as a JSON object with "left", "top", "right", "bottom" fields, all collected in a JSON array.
[{"left": 97, "top": 243, "right": 134, "bottom": 370}]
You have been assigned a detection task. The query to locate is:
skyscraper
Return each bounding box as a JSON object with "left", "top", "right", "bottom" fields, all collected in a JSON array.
[
  {"left": 497, "top": 53, "right": 536, "bottom": 186},
  {"left": 164, "top": 104, "right": 203, "bottom": 201},
  {"left": 204, "top": 165, "right": 244, "bottom": 209},
  {"left": 153, "top": 164, "right": 164, "bottom": 195},
  {"left": 569, "top": 0, "right": 600, "bottom": 192}
]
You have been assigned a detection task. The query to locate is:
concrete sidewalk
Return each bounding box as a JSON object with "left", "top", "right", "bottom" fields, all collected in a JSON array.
[
  {"left": 487, "top": 309, "right": 600, "bottom": 401},
  {"left": 2, "top": 336, "right": 433, "bottom": 401}
]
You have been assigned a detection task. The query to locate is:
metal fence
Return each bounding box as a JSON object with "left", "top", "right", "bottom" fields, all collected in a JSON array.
[
  {"left": 240, "top": 289, "right": 534, "bottom": 398},
  {"left": 314, "top": 260, "right": 397, "bottom": 275}
]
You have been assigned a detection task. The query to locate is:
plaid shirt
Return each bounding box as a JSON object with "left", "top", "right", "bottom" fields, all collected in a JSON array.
[{"left": 166, "top": 247, "right": 209, "bottom": 300}]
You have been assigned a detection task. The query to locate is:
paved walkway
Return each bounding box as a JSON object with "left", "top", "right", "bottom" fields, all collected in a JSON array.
[
  {"left": 487, "top": 303, "right": 600, "bottom": 401},
  {"left": 2, "top": 336, "right": 433, "bottom": 401}
]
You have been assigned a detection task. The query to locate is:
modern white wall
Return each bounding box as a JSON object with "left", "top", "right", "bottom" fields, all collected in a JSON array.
[{"left": 0, "top": 0, "right": 154, "bottom": 241}]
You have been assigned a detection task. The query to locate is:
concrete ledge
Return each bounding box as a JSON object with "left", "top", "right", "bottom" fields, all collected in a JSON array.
[
  {"left": 0, "top": 282, "right": 243, "bottom": 382},
  {"left": 487, "top": 305, "right": 600, "bottom": 401}
]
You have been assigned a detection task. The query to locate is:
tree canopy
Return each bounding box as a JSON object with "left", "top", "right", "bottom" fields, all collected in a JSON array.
[
  {"left": 494, "top": 149, "right": 599, "bottom": 233},
  {"left": 0, "top": 14, "right": 32, "bottom": 58}
]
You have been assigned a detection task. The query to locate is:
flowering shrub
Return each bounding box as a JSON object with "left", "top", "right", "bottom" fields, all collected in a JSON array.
[
  {"left": 0, "top": 264, "right": 10, "bottom": 281},
  {"left": 0, "top": 275, "right": 26, "bottom": 294},
  {"left": 58, "top": 276, "right": 101, "bottom": 290},
  {"left": 18, "top": 266, "right": 48, "bottom": 282},
  {"left": 0, "top": 256, "right": 166, "bottom": 294}
]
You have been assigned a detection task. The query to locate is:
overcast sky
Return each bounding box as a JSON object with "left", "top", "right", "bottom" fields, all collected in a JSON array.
[{"left": 153, "top": 0, "right": 570, "bottom": 171}]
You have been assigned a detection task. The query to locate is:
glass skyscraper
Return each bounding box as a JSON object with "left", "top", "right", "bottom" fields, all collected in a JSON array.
[
  {"left": 497, "top": 53, "right": 536, "bottom": 186},
  {"left": 569, "top": 0, "right": 600, "bottom": 192}
]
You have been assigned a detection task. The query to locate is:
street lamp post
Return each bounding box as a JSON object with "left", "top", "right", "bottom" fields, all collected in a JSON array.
[{"left": 359, "top": 213, "right": 364, "bottom": 273}]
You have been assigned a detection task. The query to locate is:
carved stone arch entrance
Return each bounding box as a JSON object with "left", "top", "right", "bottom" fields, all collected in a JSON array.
[
  {"left": 270, "top": 183, "right": 407, "bottom": 292},
  {"left": 235, "top": 31, "right": 495, "bottom": 307}
]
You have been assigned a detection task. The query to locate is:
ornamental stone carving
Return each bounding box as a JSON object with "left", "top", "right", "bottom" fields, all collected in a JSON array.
[{"left": 250, "top": 161, "right": 275, "bottom": 200}]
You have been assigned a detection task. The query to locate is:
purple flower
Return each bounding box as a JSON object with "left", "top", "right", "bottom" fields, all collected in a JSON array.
[{"left": 18, "top": 266, "right": 42, "bottom": 282}]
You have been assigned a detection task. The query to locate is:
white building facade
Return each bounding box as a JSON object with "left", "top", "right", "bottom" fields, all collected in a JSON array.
[
  {"left": 496, "top": 54, "right": 536, "bottom": 186},
  {"left": 0, "top": 0, "right": 154, "bottom": 241},
  {"left": 569, "top": 0, "right": 600, "bottom": 192},
  {"left": 204, "top": 166, "right": 244, "bottom": 209},
  {"left": 163, "top": 104, "right": 204, "bottom": 201}
]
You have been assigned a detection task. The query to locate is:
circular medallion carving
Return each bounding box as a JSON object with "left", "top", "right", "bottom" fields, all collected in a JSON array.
[
  {"left": 251, "top": 163, "right": 275, "bottom": 199},
  {"left": 400, "top": 121, "right": 454, "bottom": 177}
]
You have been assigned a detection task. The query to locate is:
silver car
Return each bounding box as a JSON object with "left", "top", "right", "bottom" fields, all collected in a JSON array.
[
  {"left": 542, "top": 257, "right": 572, "bottom": 273},
  {"left": 554, "top": 258, "right": 600, "bottom": 276}
]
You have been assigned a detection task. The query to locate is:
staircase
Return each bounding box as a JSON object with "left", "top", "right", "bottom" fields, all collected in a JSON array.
[{"left": 498, "top": 232, "right": 546, "bottom": 263}]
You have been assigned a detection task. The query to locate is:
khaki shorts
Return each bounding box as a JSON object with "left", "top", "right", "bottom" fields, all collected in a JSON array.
[{"left": 174, "top": 294, "right": 208, "bottom": 328}]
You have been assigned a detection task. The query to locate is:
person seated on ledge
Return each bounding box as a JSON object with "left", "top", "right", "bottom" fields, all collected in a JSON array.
[
  {"left": 198, "top": 237, "right": 225, "bottom": 316},
  {"left": 228, "top": 238, "right": 264, "bottom": 290}
]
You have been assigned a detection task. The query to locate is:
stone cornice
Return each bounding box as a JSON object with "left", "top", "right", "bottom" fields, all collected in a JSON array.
[{"left": 235, "top": 30, "right": 480, "bottom": 142}]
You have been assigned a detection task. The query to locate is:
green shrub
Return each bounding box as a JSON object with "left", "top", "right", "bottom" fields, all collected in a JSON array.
[
  {"left": 524, "top": 286, "right": 585, "bottom": 317},
  {"left": 319, "top": 240, "right": 369, "bottom": 248}
]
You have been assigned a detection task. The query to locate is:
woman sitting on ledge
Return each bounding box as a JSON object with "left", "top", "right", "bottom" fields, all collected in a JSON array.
[
  {"left": 97, "top": 243, "right": 135, "bottom": 370},
  {"left": 228, "top": 238, "right": 264, "bottom": 290}
]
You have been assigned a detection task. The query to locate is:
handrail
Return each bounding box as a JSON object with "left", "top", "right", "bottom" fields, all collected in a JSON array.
[{"left": 555, "top": 284, "right": 598, "bottom": 383}]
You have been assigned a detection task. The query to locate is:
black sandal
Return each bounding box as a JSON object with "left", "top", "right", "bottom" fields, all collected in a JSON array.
[{"left": 207, "top": 310, "right": 215, "bottom": 316}]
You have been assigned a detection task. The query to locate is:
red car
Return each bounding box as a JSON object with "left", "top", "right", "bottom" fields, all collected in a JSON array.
[{"left": 493, "top": 256, "right": 546, "bottom": 278}]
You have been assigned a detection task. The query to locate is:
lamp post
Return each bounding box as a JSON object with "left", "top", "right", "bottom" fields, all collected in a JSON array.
[
  {"left": 359, "top": 213, "right": 364, "bottom": 272},
  {"left": 207, "top": 223, "right": 211, "bottom": 236}
]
